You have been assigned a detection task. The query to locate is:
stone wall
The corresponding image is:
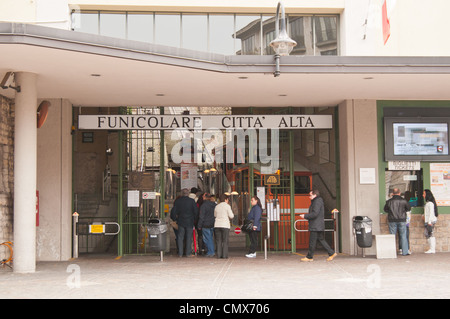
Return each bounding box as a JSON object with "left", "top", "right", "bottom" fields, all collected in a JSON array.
[
  {"left": 0, "top": 95, "right": 14, "bottom": 261},
  {"left": 380, "top": 214, "right": 450, "bottom": 253}
]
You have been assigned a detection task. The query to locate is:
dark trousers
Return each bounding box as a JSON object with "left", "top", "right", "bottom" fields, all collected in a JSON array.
[
  {"left": 306, "top": 231, "right": 334, "bottom": 259},
  {"left": 248, "top": 231, "right": 259, "bottom": 254},
  {"left": 215, "top": 228, "right": 229, "bottom": 258},
  {"left": 177, "top": 225, "right": 193, "bottom": 257}
]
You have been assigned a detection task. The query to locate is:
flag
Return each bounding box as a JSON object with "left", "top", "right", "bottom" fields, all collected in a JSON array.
[{"left": 382, "top": 0, "right": 391, "bottom": 44}]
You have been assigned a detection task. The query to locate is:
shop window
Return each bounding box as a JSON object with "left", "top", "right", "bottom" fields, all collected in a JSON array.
[{"left": 385, "top": 169, "right": 423, "bottom": 207}]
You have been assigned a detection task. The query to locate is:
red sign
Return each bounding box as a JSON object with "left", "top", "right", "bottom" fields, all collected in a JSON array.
[
  {"left": 382, "top": 0, "right": 391, "bottom": 45},
  {"left": 234, "top": 227, "right": 241, "bottom": 234}
]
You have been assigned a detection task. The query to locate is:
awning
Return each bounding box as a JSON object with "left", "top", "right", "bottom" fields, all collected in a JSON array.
[{"left": 2, "top": 23, "right": 450, "bottom": 107}]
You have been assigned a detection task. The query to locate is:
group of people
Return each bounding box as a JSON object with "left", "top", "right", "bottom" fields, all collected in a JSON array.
[
  {"left": 170, "top": 188, "right": 263, "bottom": 259},
  {"left": 170, "top": 185, "right": 439, "bottom": 260},
  {"left": 384, "top": 188, "right": 438, "bottom": 255}
]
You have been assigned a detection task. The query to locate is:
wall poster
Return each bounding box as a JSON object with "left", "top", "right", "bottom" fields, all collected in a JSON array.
[{"left": 430, "top": 163, "right": 450, "bottom": 206}]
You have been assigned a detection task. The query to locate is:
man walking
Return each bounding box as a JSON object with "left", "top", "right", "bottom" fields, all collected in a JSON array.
[
  {"left": 171, "top": 188, "right": 199, "bottom": 257},
  {"left": 300, "top": 190, "right": 337, "bottom": 262},
  {"left": 384, "top": 188, "right": 411, "bottom": 256}
]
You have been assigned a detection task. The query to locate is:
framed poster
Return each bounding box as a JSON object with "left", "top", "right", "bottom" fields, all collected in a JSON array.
[{"left": 430, "top": 163, "right": 450, "bottom": 206}]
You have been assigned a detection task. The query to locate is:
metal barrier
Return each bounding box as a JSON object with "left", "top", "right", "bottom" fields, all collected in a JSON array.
[
  {"left": 72, "top": 212, "right": 120, "bottom": 258},
  {"left": 264, "top": 217, "right": 270, "bottom": 260},
  {"left": 293, "top": 209, "right": 340, "bottom": 253}
]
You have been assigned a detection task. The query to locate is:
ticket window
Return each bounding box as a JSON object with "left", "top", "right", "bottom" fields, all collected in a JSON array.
[{"left": 385, "top": 169, "right": 423, "bottom": 207}]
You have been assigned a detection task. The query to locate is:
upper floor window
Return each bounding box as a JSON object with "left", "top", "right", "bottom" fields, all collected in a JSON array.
[{"left": 72, "top": 11, "right": 339, "bottom": 56}]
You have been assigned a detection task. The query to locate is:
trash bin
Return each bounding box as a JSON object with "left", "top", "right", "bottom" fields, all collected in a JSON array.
[
  {"left": 353, "top": 216, "right": 373, "bottom": 248},
  {"left": 147, "top": 218, "right": 168, "bottom": 251}
]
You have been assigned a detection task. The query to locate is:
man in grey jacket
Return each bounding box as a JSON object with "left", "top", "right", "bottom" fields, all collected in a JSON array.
[{"left": 300, "top": 190, "right": 337, "bottom": 262}]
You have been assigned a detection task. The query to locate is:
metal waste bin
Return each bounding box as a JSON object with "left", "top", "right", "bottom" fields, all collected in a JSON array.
[
  {"left": 353, "top": 216, "right": 373, "bottom": 248},
  {"left": 147, "top": 219, "right": 168, "bottom": 251}
]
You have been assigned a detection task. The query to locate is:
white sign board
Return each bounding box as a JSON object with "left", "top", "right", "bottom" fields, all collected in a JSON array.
[
  {"left": 360, "top": 168, "right": 376, "bottom": 184},
  {"left": 78, "top": 114, "right": 333, "bottom": 130},
  {"left": 388, "top": 161, "right": 421, "bottom": 171},
  {"left": 127, "top": 190, "right": 140, "bottom": 207}
]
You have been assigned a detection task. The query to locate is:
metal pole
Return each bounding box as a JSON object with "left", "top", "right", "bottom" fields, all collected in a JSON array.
[
  {"left": 274, "top": 54, "right": 281, "bottom": 77},
  {"left": 159, "top": 107, "right": 165, "bottom": 260},
  {"left": 289, "top": 129, "right": 296, "bottom": 253},
  {"left": 72, "top": 212, "right": 78, "bottom": 259},
  {"left": 264, "top": 216, "right": 270, "bottom": 260},
  {"left": 117, "top": 111, "right": 124, "bottom": 256},
  {"left": 332, "top": 209, "right": 339, "bottom": 253},
  {"left": 159, "top": 106, "right": 165, "bottom": 219}
]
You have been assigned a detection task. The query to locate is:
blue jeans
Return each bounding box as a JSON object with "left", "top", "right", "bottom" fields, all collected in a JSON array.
[
  {"left": 202, "top": 228, "right": 215, "bottom": 256},
  {"left": 388, "top": 222, "right": 409, "bottom": 255}
]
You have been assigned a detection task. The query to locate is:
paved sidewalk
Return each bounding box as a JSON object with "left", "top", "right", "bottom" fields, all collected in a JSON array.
[{"left": 0, "top": 250, "right": 449, "bottom": 299}]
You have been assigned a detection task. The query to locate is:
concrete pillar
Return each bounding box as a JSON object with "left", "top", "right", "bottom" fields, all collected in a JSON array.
[
  {"left": 13, "top": 72, "right": 37, "bottom": 273},
  {"left": 338, "top": 99, "right": 380, "bottom": 256}
]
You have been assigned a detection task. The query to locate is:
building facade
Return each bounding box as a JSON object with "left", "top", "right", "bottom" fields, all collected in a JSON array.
[{"left": 1, "top": 0, "right": 450, "bottom": 273}]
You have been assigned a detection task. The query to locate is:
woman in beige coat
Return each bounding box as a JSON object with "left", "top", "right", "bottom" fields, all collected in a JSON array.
[{"left": 214, "top": 194, "right": 234, "bottom": 259}]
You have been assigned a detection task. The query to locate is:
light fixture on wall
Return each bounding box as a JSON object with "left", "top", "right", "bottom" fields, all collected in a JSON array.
[
  {"left": 269, "top": 2, "right": 297, "bottom": 77},
  {"left": 0, "top": 72, "right": 21, "bottom": 92}
]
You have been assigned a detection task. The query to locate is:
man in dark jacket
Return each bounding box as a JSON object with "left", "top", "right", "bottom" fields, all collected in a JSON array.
[
  {"left": 300, "top": 190, "right": 337, "bottom": 262},
  {"left": 171, "top": 188, "right": 199, "bottom": 257},
  {"left": 197, "top": 193, "right": 216, "bottom": 257},
  {"left": 384, "top": 188, "right": 411, "bottom": 256}
]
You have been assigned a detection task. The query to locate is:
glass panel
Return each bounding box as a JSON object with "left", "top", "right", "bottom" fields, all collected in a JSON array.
[
  {"left": 72, "top": 12, "right": 99, "bottom": 34},
  {"left": 385, "top": 170, "right": 424, "bottom": 207},
  {"left": 128, "top": 13, "right": 153, "bottom": 43},
  {"left": 289, "top": 16, "right": 307, "bottom": 55},
  {"left": 100, "top": 12, "right": 126, "bottom": 39},
  {"left": 181, "top": 14, "right": 207, "bottom": 51},
  {"left": 209, "top": 14, "right": 235, "bottom": 55},
  {"left": 71, "top": 11, "right": 339, "bottom": 56},
  {"left": 313, "top": 16, "right": 338, "bottom": 56},
  {"left": 235, "top": 15, "right": 261, "bottom": 55},
  {"left": 262, "top": 15, "right": 275, "bottom": 55},
  {"left": 155, "top": 13, "right": 181, "bottom": 47}
]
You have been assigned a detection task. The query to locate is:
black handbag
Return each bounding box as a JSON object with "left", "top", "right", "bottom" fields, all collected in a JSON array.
[{"left": 242, "top": 219, "right": 254, "bottom": 233}]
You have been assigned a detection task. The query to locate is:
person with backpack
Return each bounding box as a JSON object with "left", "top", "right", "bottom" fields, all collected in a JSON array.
[{"left": 423, "top": 189, "right": 438, "bottom": 254}]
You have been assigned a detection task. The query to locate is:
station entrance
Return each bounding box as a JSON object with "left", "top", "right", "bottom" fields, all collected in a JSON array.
[{"left": 72, "top": 106, "right": 339, "bottom": 256}]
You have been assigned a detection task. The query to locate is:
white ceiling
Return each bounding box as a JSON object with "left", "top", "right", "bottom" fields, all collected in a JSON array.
[{"left": 2, "top": 24, "right": 450, "bottom": 108}]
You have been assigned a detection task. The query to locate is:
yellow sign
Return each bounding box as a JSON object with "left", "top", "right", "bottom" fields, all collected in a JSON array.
[
  {"left": 264, "top": 174, "right": 280, "bottom": 186},
  {"left": 89, "top": 224, "right": 105, "bottom": 234}
]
